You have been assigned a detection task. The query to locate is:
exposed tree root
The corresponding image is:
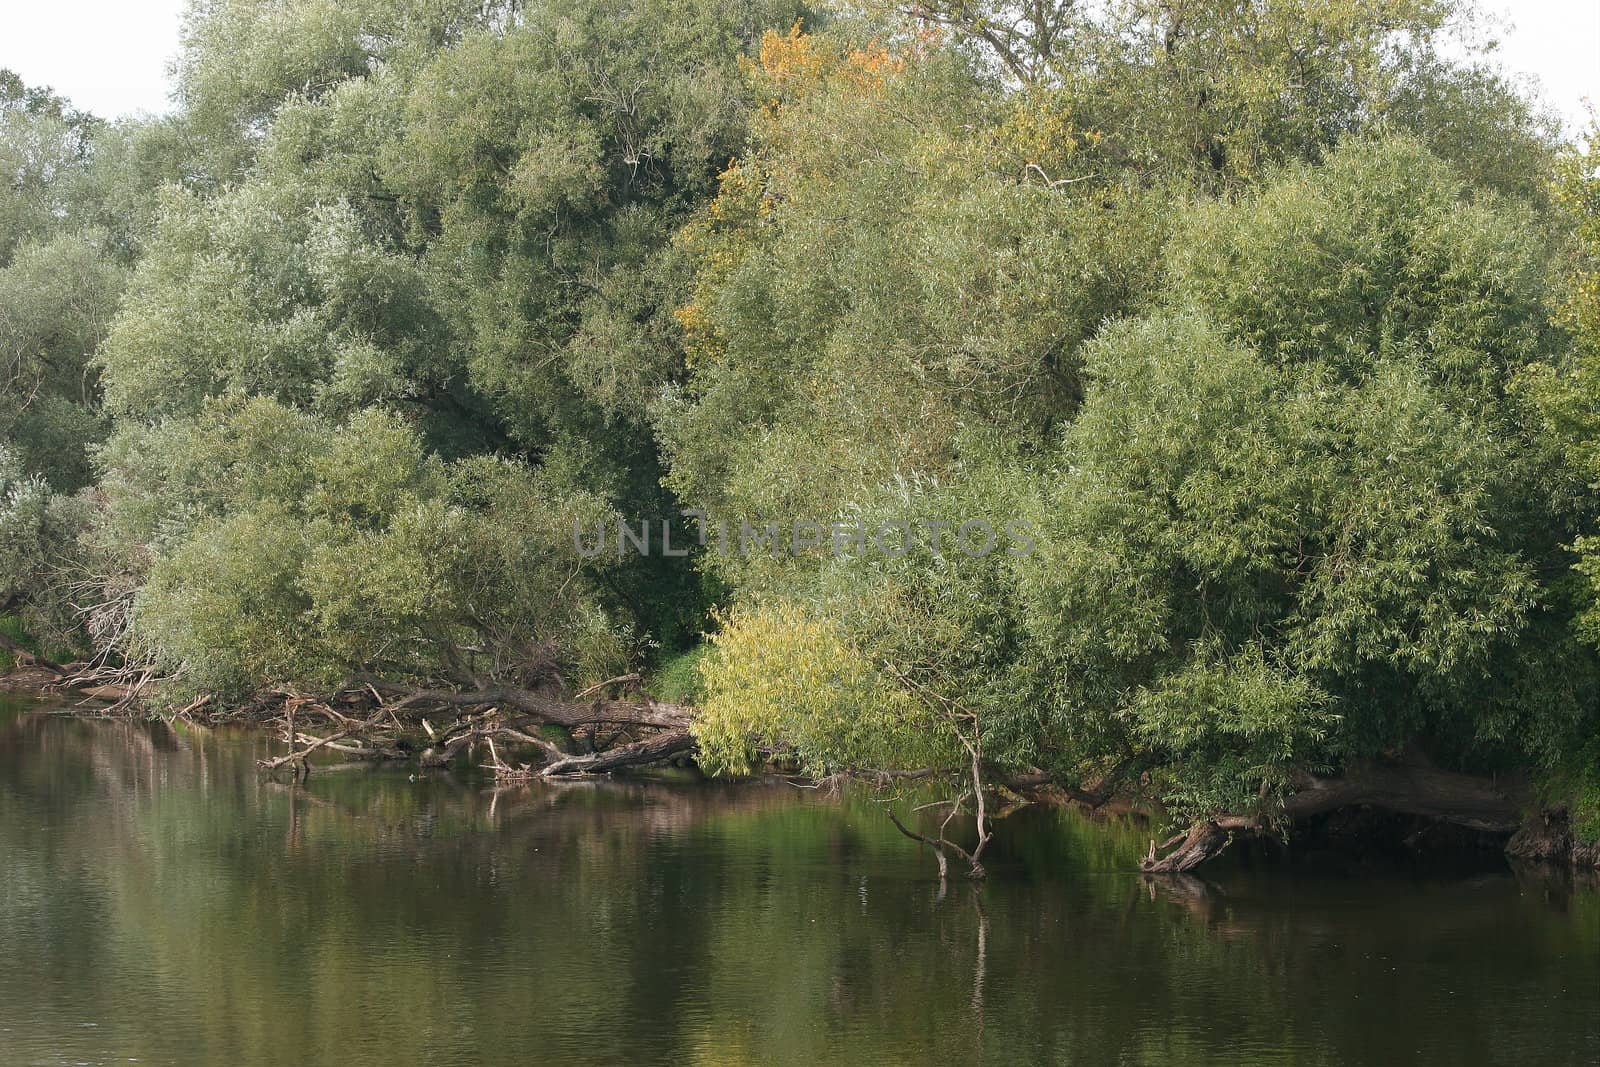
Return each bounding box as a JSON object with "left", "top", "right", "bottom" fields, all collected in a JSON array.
[
  {"left": 1142, "top": 756, "right": 1526, "bottom": 873},
  {"left": 1507, "top": 810, "right": 1600, "bottom": 870}
]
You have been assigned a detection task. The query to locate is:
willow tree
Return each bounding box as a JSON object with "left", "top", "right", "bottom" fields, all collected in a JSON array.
[
  {"left": 675, "top": 11, "right": 1586, "bottom": 863},
  {"left": 662, "top": 26, "right": 1148, "bottom": 868},
  {"left": 892, "top": 0, "right": 1558, "bottom": 194},
  {"left": 659, "top": 24, "right": 1167, "bottom": 596},
  {"left": 1518, "top": 123, "right": 1600, "bottom": 841},
  {"left": 0, "top": 74, "right": 128, "bottom": 655},
  {"left": 88, "top": 0, "right": 807, "bottom": 697},
  {"left": 105, "top": 397, "right": 621, "bottom": 701},
  {"left": 1024, "top": 138, "right": 1595, "bottom": 866}
]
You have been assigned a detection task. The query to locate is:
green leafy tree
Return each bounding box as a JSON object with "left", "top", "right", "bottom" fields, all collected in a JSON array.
[
  {"left": 660, "top": 25, "right": 1166, "bottom": 596},
  {"left": 118, "top": 398, "right": 625, "bottom": 700},
  {"left": 1022, "top": 139, "right": 1594, "bottom": 822},
  {"left": 0, "top": 71, "right": 99, "bottom": 265},
  {"left": 89, "top": 0, "right": 809, "bottom": 688}
]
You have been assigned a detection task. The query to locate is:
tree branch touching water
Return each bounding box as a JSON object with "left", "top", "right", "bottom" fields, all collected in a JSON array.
[
  {"left": 1143, "top": 756, "right": 1526, "bottom": 873},
  {"left": 202, "top": 679, "right": 701, "bottom": 781}
]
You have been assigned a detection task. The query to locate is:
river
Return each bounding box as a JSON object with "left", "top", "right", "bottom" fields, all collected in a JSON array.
[{"left": 0, "top": 697, "right": 1595, "bottom": 1065}]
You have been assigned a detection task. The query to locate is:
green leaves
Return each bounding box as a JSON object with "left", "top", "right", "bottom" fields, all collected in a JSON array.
[
  {"left": 1126, "top": 644, "right": 1333, "bottom": 820},
  {"left": 3, "top": 0, "right": 1593, "bottom": 829},
  {"left": 1167, "top": 136, "right": 1554, "bottom": 394},
  {"left": 122, "top": 398, "right": 622, "bottom": 699},
  {"left": 1012, "top": 140, "right": 1591, "bottom": 812},
  {"left": 661, "top": 36, "right": 1166, "bottom": 569},
  {"left": 694, "top": 599, "right": 951, "bottom": 776}
]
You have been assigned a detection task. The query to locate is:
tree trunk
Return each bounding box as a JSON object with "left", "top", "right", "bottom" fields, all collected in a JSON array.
[
  {"left": 1142, "top": 757, "right": 1525, "bottom": 873},
  {"left": 538, "top": 730, "right": 696, "bottom": 777},
  {"left": 1142, "top": 821, "right": 1236, "bottom": 873}
]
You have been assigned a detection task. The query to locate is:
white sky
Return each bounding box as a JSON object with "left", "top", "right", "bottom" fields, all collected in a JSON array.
[
  {"left": 1475, "top": 1, "right": 1599, "bottom": 134},
  {"left": 0, "top": 0, "right": 1595, "bottom": 132},
  {"left": 3, "top": 0, "right": 188, "bottom": 118}
]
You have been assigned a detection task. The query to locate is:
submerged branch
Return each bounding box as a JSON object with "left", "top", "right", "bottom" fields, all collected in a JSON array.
[{"left": 220, "top": 678, "right": 700, "bottom": 781}]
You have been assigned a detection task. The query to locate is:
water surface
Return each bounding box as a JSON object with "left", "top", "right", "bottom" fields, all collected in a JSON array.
[{"left": 1, "top": 697, "right": 1595, "bottom": 1065}]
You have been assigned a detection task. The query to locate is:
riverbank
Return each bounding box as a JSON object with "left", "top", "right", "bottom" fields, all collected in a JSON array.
[
  {"left": 9, "top": 668, "right": 1598, "bottom": 877},
  {"left": 0, "top": 665, "right": 59, "bottom": 692}
]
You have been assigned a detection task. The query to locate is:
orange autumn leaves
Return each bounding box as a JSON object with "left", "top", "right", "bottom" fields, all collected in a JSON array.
[
  {"left": 672, "top": 26, "right": 1094, "bottom": 368},
  {"left": 747, "top": 22, "right": 912, "bottom": 105},
  {"left": 674, "top": 26, "right": 917, "bottom": 368}
]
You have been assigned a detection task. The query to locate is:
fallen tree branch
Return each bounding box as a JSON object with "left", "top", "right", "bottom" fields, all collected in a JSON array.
[
  {"left": 536, "top": 730, "right": 696, "bottom": 777},
  {"left": 258, "top": 700, "right": 395, "bottom": 776},
  {"left": 572, "top": 672, "right": 642, "bottom": 699},
  {"left": 885, "top": 805, "right": 979, "bottom": 884},
  {"left": 361, "top": 678, "right": 691, "bottom": 730}
]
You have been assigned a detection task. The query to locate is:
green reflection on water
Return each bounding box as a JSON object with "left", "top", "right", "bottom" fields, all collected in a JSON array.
[{"left": 0, "top": 703, "right": 1595, "bottom": 1066}]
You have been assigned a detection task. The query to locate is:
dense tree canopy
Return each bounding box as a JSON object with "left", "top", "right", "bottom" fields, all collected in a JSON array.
[{"left": 0, "top": 0, "right": 1595, "bottom": 848}]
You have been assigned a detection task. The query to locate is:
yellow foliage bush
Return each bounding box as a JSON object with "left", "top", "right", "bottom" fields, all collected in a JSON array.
[{"left": 692, "top": 600, "right": 952, "bottom": 775}]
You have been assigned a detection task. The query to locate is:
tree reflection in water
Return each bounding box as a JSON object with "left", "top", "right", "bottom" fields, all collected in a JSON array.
[{"left": 0, "top": 700, "right": 1595, "bottom": 1067}]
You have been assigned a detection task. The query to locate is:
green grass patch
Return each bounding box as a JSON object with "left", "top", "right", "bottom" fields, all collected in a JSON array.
[
  {"left": 0, "top": 615, "right": 37, "bottom": 672},
  {"left": 1540, "top": 735, "right": 1600, "bottom": 846},
  {"left": 0, "top": 614, "right": 82, "bottom": 672},
  {"left": 649, "top": 645, "right": 711, "bottom": 705}
]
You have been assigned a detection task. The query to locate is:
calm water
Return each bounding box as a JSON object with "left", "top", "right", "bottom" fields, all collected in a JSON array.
[{"left": 0, "top": 697, "right": 1595, "bottom": 1066}]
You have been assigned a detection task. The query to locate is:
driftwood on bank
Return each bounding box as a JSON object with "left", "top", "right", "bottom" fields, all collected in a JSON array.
[
  {"left": 9, "top": 663, "right": 696, "bottom": 781},
  {"left": 19, "top": 664, "right": 1589, "bottom": 871},
  {"left": 27, "top": 663, "right": 735, "bottom": 785},
  {"left": 1142, "top": 756, "right": 1526, "bottom": 873},
  {"left": 361, "top": 679, "right": 693, "bottom": 731},
  {"left": 242, "top": 679, "right": 698, "bottom": 781},
  {"left": 489, "top": 729, "right": 698, "bottom": 779}
]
